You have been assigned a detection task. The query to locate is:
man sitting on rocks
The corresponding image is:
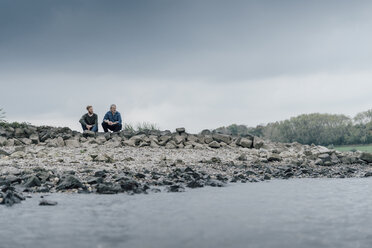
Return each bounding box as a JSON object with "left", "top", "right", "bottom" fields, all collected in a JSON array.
[
  {"left": 102, "top": 104, "right": 122, "bottom": 132},
  {"left": 79, "top": 105, "right": 98, "bottom": 132}
]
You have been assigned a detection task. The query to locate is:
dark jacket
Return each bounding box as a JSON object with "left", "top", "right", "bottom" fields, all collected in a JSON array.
[{"left": 79, "top": 113, "right": 98, "bottom": 126}]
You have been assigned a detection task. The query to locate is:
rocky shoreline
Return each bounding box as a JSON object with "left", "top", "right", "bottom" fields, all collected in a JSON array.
[{"left": 1, "top": 124, "right": 372, "bottom": 206}]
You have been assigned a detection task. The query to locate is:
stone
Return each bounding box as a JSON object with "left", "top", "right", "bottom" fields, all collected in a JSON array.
[
  {"left": 0, "top": 149, "right": 10, "bottom": 156},
  {"left": 165, "top": 140, "right": 177, "bottom": 149},
  {"left": 236, "top": 137, "right": 253, "bottom": 148},
  {"left": 95, "top": 136, "right": 107, "bottom": 145},
  {"left": 39, "top": 200, "right": 58, "bottom": 206},
  {"left": 200, "top": 129, "right": 211, "bottom": 135},
  {"left": 123, "top": 139, "right": 136, "bottom": 147},
  {"left": 176, "top": 127, "right": 186, "bottom": 134},
  {"left": 83, "top": 130, "right": 96, "bottom": 138},
  {"left": 65, "top": 139, "right": 80, "bottom": 148},
  {"left": 23, "top": 176, "right": 42, "bottom": 188},
  {"left": 21, "top": 138, "right": 32, "bottom": 145},
  {"left": 56, "top": 175, "right": 84, "bottom": 190},
  {"left": 10, "top": 151, "right": 26, "bottom": 159},
  {"left": 360, "top": 153, "right": 372, "bottom": 163},
  {"left": 212, "top": 133, "right": 231, "bottom": 144},
  {"left": 318, "top": 153, "right": 331, "bottom": 162},
  {"left": 14, "top": 128, "right": 25, "bottom": 138},
  {"left": 204, "top": 135, "right": 213, "bottom": 144},
  {"left": 0, "top": 137, "right": 6, "bottom": 146},
  {"left": 6, "top": 139, "right": 15, "bottom": 146},
  {"left": 267, "top": 153, "right": 281, "bottom": 162},
  {"left": 253, "top": 137, "right": 265, "bottom": 149},
  {"left": 173, "top": 135, "right": 186, "bottom": 144},
  {"left": 56, "top": 137, "right": 65, "bottom": 147},
  {"left": 208, "top": 141, "right": 221, "bottom": 149},
  {"left": 158, "top": 135, "right": 171, "bottom": 146},
  {"left": 29, "top": 134, "right": 39, "bottom": 144},
  {"left": 96, "top": 183, "right": 121, "bottom": 194},
  {"left": 237, "top": 153, "right": 247, "bottom": 161}
]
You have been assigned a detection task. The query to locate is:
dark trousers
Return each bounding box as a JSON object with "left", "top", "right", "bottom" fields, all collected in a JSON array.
[
  {"left": 102, "top": 122, "right": 122, "bottom": 132},
  {"left": 81, "top": 124, "right": 98, "bottom": 132}
]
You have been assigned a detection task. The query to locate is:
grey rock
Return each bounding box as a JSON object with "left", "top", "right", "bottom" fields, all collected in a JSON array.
[
  {"left": 39, "top": 200, "right": 58, "bottom": 206},
  {"left": 56, "top": 175, "right": 84, "bottom": 190},
  {"left": 23, "top": 176, "right": 42, "bottom": 188},
  {"left": 360, "top": 153, "right": 372, "bottom": 163},
  {"left": 176, "top": 127, "right": 186, "bottom": 134},
  {"left": 236, "top": 137, "right": 253, "bottom": 148},
  {"left": 212, "top": 133, "right": 231, "bottom": 144},
  {"left": 208, "top": 141, "right": 221, "bottom": 149}
]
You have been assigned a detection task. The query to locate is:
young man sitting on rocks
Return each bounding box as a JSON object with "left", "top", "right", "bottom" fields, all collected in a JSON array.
[
  {"left": 102, "top": 104, "right": 122, "bottom": 133},
  {"left": 79, "top": 105, "right": 99, "bottom": 132}
]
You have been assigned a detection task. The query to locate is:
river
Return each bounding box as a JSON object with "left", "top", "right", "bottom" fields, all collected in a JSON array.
[{"left": 1, "top": 178, "right": 372, "bottom": 248}]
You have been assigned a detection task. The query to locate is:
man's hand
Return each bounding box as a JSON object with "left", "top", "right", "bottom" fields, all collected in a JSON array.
[
  {"left": 86, "top": 125, "right": 92, "bottom": 130},
  {"left": 108, "top": 121, "right": 113, "bottom": 125}
]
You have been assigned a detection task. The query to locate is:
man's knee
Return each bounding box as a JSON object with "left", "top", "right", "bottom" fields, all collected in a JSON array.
[
  {"left": 81, "top": 124, "right": 87, "bottom": 131},
  {"left": 116, "top": 124, "right": 122, "bottom": 131}
]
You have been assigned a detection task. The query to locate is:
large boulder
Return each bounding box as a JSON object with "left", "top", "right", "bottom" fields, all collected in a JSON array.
[
  {"left": 236, "top": 137, "right": 253, "bottom": 148},
  {"left": 65, "top": 139, "right": 80, "bottom": 148},
  {"left": 173, "top": 134, "right": 186, "bottom": 144},
  {"left": 23, "top": 176, "right": 42, "bottom": 188},
  {"left": 176, "top": 127, "right": 186, "bottom": 134},
  {"left": 209, "top": 141, "right": 221, "bottom": 149},
  {"left": 360, "top": 152, "right": 372, "bottom": 163},
  {"left": 56, "top": 175, "right": 84, "bottom": 190},
  {"left": 253, "top": 137, "right": 265, "bottom": 149},
  {"left": 212, "top": 133, "right": 231, "bottom": 144},
  {"left": 29, "top": 134, "right": 39, "bottom": 144}
]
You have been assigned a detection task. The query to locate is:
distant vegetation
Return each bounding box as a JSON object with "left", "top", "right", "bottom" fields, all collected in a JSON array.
[{"left": 214, "top": 109, "right": 372, "bottom": 146}]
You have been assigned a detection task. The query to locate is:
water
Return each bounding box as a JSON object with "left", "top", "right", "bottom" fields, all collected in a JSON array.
[{"left": 1, "top": 178, "right": 372, "bottom": 248}]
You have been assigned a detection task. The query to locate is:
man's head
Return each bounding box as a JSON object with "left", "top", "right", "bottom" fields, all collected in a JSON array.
[
  {"left": 86, "top": 105, "right": 94, "bottom": 114},
  {"left": 110, "top": 104, "right": 117, "bottom": 114}
]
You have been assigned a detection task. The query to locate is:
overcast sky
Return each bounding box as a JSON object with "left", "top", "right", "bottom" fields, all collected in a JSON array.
[{"left": 1, "top": 0, "right": 372, "bottom": 133}]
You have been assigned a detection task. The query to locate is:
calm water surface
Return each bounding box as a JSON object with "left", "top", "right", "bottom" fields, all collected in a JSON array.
[{"left": 1, "top": 178, "right": 372, "bottom": 248}]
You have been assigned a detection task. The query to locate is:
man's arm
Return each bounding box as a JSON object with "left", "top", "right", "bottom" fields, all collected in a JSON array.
[
  {"left": 103, "top": 112, "right": 109, "bottom": 123},
  {"left": 79, "top": 115, "right": 87, "bottom": 126}
]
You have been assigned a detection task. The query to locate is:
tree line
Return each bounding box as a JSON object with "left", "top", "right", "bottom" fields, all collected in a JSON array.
[{"left": 214, "top": 109, "right": 372, "bottom": 146}]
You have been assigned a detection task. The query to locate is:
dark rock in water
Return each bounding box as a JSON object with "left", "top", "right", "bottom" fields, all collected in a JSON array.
[
  {"left": 39, "top": 200, "right": 58, "bottom": 206},
  {"left": 187, "top": 180, "right": 204, "bottom": 188},
  {"left": 167, "top": 184, "right": 185, "bottom": 192},
  {"left": 364, "top": 172, "right": 372, "bottom": 177},
  {"left": 120, "top": 179, "right": 140, "bottom": 192},
  {"left": 206, "top": 180, "right": 224, "bottom": 187},
  {"left": 264, "top": 174, "right": 271, "bottom": 180},
  {"left": 360, "top": 153, "right": 372, "bottom": 163},
  {"left": 56, "top": 175, "right": 84, "bottom": 190},
  {"left": 0, "top": 186, "right": 25, "bottom": 206},
  {"left": 96, "top": 183, "right": 121, "bottom": 194},
  {"left": 23, "top": 176, "right": 42, "bottom": 188}
]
